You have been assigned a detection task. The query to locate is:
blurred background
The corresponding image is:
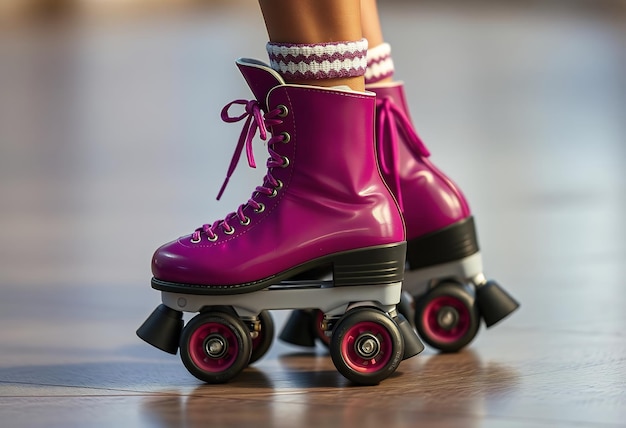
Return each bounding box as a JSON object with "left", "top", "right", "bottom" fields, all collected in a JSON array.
[{"left": 0, "top": 0, "right": 625, "bottom": 351}]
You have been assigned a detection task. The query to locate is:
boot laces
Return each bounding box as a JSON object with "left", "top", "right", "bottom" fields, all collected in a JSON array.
[
  {"left": 191, "top": 99, "right": 288, "bottom": 242},
  {"left": 376, "top": 97, "right": 431, "bottom": 212}
]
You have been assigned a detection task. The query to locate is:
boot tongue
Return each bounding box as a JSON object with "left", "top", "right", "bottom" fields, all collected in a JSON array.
[{"left": 236, "top": 58, "right": 285, "bottom": 111}]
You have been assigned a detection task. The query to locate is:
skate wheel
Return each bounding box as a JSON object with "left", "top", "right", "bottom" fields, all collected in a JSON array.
[
  {"left": 414, "top": 282, "right": 480, "bottom": 353},
  {"left": 180, "top": 311, "right": 251, "bottom": 384},
  {"left": 249, "top": 310, "right": 274, "bottom": 365},
  {"left": 330, "top": 307, "right": 404, "bottom": 385}
]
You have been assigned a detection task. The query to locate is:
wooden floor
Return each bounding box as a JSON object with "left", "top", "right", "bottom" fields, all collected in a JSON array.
[{"left": 1, "top": 2, "right": 625, "bottom": 427}]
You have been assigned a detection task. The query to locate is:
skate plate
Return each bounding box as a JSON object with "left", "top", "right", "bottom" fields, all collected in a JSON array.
[
  {"left": 161, "top": 280, "right": 402, "bottom": 318},
  {"left": 403, "top": 252, "right": 485, "bottom": 296}
]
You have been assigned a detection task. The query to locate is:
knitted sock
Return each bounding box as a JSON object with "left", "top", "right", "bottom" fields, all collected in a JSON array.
[
  {"left": 266, "top": 38, "right": 368, "bottom": 82},
  {"left": 365, "top": 42, "right": 395, "bottom": 84}
]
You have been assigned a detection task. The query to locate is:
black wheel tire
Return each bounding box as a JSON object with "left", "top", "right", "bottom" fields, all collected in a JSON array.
[
  {"left": 414, "top": 282, "right": 480, "bottom": 353},
  {"left": 330, "top": 307, "right": 404, "bottom": 385},
  {"left": 249, "top": 310, "right": 274, "bottom": 365},
  {"left": 180, "top": 311, "right": 252, "bottom": 384}
]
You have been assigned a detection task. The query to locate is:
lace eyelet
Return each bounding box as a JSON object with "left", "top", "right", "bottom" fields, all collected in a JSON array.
[
  {"left": 191, "top": 236, "right": 201, "bottom": 244},
  {"left": 281, "top": 156, "right": 290, "bottom": 168},
  {"left": 240, "top": 216, "right": 251, "bottom": 226},
  {"left": 207, "top": 234, "right": 218, "bottom": 242},
  {"left": 223, "top": 226, "right": 235, "bottom": 235},
  {"left": 269, "top": 180, "right": 283, "bottom": 198},
  {"left": 280, "top": 132, "right": 291, "bottom": 144},
  {"left": 277, "top": 105, "right": 288, "bottom": 117},
  {"left": 254, "top": 203, "right": 265, "bottom": 213}
]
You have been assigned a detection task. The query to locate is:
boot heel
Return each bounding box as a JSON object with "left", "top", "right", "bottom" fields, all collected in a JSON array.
[
  {"left": 333, "top": 242, "right": 406, "bottom": 287},
  {"left": 406, "top": 217, "right": 479, "bottom": 270}
]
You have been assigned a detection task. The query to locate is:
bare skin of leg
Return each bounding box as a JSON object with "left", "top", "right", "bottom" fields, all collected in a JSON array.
[
  {"left": 360, "top": 0, "right": 393, "bottom": 84},
  {"left": 258, "top": 0, "right": 365, "bottom": 91}
]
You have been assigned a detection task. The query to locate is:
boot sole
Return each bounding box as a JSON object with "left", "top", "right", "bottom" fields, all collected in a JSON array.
[{"left": 151, "top": 242, "right": 406, "bottom": 295}]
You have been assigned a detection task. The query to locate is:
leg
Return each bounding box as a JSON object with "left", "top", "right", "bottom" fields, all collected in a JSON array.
[
  {"left": 361, "top": 0, "right": 386, "bottom": 58},
  {"left": 361, "top": 0, "right": 395, "bottom": 84},
  {"left": 279, "top": 0, "right": 519, "bottom": 350},
  {"left": 258, "top": 0, "right": 365, "bottom": 91},
  {"left": 361, "top": 0, "right": 520, "bottom": 341}
]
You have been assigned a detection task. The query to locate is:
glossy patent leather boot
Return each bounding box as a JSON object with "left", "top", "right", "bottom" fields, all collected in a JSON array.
[
  {"left": 371, "top": 81, "right": 518, "bottom": 347},
  {"left": 150, "top": 58, "right": 406, "bottom": 295}
]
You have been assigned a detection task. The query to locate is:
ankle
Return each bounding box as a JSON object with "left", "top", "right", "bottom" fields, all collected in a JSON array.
[{"left": 290, "top": 76, "right": 365, "bottom": 92}]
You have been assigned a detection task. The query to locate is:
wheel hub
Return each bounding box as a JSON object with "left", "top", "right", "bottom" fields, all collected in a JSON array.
[
  {"left": 355, "top": 333, "right": 381, "bottom": 359},
  {"left": 204, "top": 334, "right": 228, "bottom": 358},
  {"left": 437, "top": 306, "right": 459, "bottom": 330}
]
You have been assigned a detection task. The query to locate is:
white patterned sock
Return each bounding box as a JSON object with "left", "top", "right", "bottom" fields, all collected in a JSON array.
[{"left": 266, "top": 39, "right": 368, "bottom": 81}]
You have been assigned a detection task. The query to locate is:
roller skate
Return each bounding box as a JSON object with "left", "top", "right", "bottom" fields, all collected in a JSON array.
[
  {"left": 136, "top": 58, "right": 424, "bottom": 385},
  {"left": 279, "top": 81, "right": 519, "bottom": 353}
]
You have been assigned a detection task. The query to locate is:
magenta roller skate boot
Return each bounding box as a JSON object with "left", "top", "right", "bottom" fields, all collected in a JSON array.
[
  {"left": 371, "top": 81, "right": 519, "bottom": 350},
  {"left": 280, "top": 81, "right": 519, "bottom": 352},
  {"left": 150, "top": 58, "right": 406, "bottom": 296}
]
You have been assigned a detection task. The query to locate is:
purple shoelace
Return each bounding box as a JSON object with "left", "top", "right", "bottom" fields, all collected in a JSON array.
[
  {"left": 376, "top": 97, "right": 431, "bottom": 212},
  {"left": 191, "top": 99, "right": 288, "bottom": 242}
]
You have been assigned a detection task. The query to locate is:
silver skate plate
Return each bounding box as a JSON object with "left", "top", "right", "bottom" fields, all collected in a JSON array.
[{"left": 161, "top": 281, "right": 402, "bottom": 318}]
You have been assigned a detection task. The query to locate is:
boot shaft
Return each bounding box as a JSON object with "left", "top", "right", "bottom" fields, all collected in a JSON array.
[{"left": 368, "top": 81, "right": 471, "bottom": 239}]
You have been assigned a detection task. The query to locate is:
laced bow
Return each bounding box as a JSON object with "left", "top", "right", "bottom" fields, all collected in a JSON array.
[
  {"left": 376, "top": 97, "right": 431, "bottom": 212},
  {"left": 191, "top": 99, "right": 286, "bottom": 242},
  {"left": 216, "top": 99, "right": 265, "bottom": 200}
]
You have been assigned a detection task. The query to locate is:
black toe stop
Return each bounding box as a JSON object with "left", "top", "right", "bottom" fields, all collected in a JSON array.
[
  {"left": 476, "top": 280, "right": 520, "bottom": 328},
  {"left": 137, "top": 304, "right": 184, "bottom": 354}
]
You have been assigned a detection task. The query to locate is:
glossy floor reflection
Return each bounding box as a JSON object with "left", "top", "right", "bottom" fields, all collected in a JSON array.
[{"left": 1, "top": 1, "right": 625, "bottom": 427}]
